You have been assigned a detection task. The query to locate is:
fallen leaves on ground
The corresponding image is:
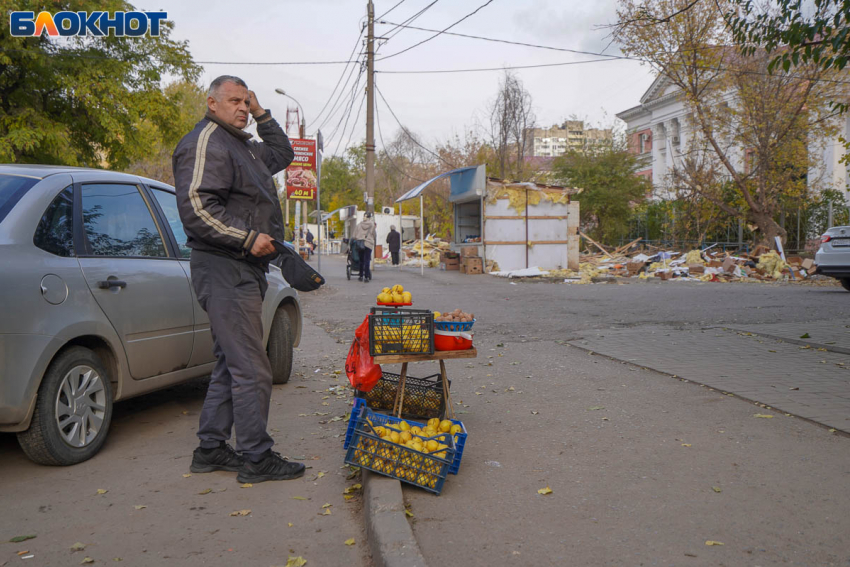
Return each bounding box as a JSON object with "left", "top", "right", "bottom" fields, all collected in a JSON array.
[
  {"left": 133, "top": 505, "right": 147, "bottom": 510},
  {"left": 81, "top": 557, "right": 94, "bottom": 564},
  {"left": 96, "top": 489, "right": 108, "bottom": 495},
  {"left": 292, "top": 496, "right": 308, "bottom": 500},
  {"left": 229, "top": 509, "right": 251, "bottom": 517},
  {"left": 182, "top": 473, "right": 192, "bottom": 478},
  {"left": 587, "top": 406, "right": 604, "bottom": 411},
  {"left": 681, "top": 443, "right": 692, "bottom": 447},
  {"left": 704, "top": 541, "right": 724, "bottom": 546},
  {"left": 800, "top": 333, "right": 811, "bottom": 338},
  {"left": 712, "top": 487, "right": 722, "bottom": 493},
  {"left": 288, "top": 522, "right": 293, "bottom": 527},
  {"left": 320, "top": 509, "right": 332, "bottom": 516},
  {"left": 284, "top": 556, "right": 307, "bottom": 567},
  {"left": 538, "top": 487, "right": 553, "bottom": 495},
  {"left": 753, "top": 414, "right": 774, "bottom": 419},
  {"left": 198, "top": 488, "right": 212, "bottom": 495},
  {"left": 405, "top": 508, "right": 414, "bottom": 518},
  {"left": 71, "top": 542, "right": 86, "bottom": 552},
  {"left": 322, "top": 503, "right": 332, "bottom": 508},
  {"left": 344, "top": 538, "right": 355, "bottom": 546},
  {"left": 343, "top": 484, "right": 362, "bottom": 494},
  {"left": 240, "top": 483, "right": 253, "bottom": 488},
  {"left": 9, "top": 535, "right": 36, "bottom": 543}
]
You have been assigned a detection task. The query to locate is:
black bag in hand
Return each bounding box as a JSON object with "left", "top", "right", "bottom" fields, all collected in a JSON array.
[{"left": 271, "top": 240, "right": 325, "bottom": 292}]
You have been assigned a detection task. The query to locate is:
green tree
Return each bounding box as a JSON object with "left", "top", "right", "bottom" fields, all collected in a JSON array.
[
  {"left": 553, "top": 145, "right": 650, "bottom": 244},
  {"left": 125, "top": 81, "right": 206, "bottom": 184},
  {"left": 0, "top": 0, "right": 200, "bottom": 167}
]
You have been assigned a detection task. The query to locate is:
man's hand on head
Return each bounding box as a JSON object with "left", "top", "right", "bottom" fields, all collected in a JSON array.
[
  {"left": 248, "top": 90, "right": 265, "bottom": 118},
  {"left": 250, "top": 232, "right": 276, "bottom": 257}
]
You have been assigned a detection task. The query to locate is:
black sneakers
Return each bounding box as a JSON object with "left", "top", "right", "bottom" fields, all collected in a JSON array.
[
  {"left": 237, "top": 450, "right": 306, "bottom": 483},
  {"left": 190, "top": 442, "right": 244, "bottom": 473}
]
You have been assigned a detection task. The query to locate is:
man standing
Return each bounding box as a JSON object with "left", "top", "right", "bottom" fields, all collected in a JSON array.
[
  {"left": 172, "top": 75, "right": 305, "bottom": 483},
  {"left": 352, "top": 212, "right": 377, "bottom": 282},
  {"left": 387, "top": 224, "right": 401, "bottom": 266}
]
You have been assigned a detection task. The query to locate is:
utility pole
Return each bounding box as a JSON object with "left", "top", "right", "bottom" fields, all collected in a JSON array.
[{"left": 365, "top": 0, "right": 376, "bottom": 214}]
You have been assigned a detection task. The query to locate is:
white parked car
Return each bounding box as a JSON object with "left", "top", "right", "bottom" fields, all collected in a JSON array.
[{"left": 815, "top": 225, "right": 850, "bottom": 291}]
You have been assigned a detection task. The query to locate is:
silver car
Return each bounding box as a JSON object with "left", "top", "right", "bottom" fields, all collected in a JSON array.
[
  {"left": 0, "top": 165, "right": 302, "bottom": 466},
  {"left": 815, "top": 225, "right": 850, "bottom": 291}
]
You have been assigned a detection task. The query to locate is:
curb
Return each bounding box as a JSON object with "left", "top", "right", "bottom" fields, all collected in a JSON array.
[{"left": 362, "top": 470, "right": 429, "bottom": 567}]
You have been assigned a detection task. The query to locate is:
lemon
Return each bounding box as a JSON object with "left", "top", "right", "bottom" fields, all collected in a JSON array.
[
  {"left": 427, "top": 418, "right": 440, "bottom": 428},
  {"left": 426, "top": 440, "right": 439, "bottom": 452},
  {"left": 389, "top": 431, "right": 400, "bottom": 444},
  {"left": 410, "top": 426, "right": 422, "bottom": 435},
  {"left": 382, "top": 287, "right": 391, "bottom": 294},
  {"left": 398, "top": 421, "right": 411, "bottom": 431},
  {"left": 434, "top": 311, "right": 441, "bottom": 317},
  {"left": 399, "top": 431, "right": 412, "bottom": 443},
  {"left": 439, "top": 420, "right": 452, "bottom": 433},
  {"left": 449, "top": 424, "right": 462, "bottom": 435},
  {"left": 402, "top": 291, "right": 412, "bottom": 303}
]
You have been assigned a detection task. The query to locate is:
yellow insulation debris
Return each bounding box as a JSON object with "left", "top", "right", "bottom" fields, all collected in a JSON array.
[
  {"left": 757, "top": 251, "right": 787, "bottom": 279},
  {"left": 684, "top": 250, "right": 704, "bottom": 265}
]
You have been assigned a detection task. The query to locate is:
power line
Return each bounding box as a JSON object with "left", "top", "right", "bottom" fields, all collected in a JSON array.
[
  {"left": 377, "top": 21, "right": 634, "bottom": 61},
  {"left": 375, "top": 95, "right": 429, "bottom": 184},
  {"left": 308, "top": 27, "right": 366, "bottom": 128},
  {"left": 378, "top": 0, "right": 496, "bottom": 61},
  {"left": 377, "top": 57, "right": 622, "bottom": 74},
  {"left": 375, "top": 83, "right": 457, "bottom": 168},
  {"left": 338, "top": 90, "right": 368, "bottom": 157},
  {"left": 325, "top": 68, "right": 365, "bottom": 146},
  {"left": 0, "top": 47, "right": 361, "bottom": 65},
  {"left": 377, "top": 0, "right": 410, "bottom": 21},
  {"left": 383, "top": 0, "right": 441, "bottom": 41},
  {"left": 317, "top": 52, "right": 366, "bottom": 132}
]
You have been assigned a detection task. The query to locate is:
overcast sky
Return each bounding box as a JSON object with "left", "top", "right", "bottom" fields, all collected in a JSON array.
[{"left": 137, "top": 0, "right": 656, "bottom": 156}]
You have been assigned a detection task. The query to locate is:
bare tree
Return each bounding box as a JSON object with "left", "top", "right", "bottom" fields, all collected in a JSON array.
[{"left": 488, "top": 71, "right": 535, "bottom": 180}]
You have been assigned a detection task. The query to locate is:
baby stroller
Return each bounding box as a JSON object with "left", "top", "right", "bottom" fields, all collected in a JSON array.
[{"left": 343, "top": 238, "right": 360, "bottom": 280}]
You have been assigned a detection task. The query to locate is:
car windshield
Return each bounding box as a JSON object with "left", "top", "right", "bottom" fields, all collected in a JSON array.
[{"left": 0, "top": 174, "right": 40, "bottom": 224}]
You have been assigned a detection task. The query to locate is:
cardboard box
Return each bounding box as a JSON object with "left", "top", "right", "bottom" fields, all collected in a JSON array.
[
  {"left": 708, "top": 260, "right": 722, "bottom": 268},
  {"left": 688, "top": 264, "right": 705, "bottom": 275},
  {"left": 627, "top": 262, "right": 646, "bottom": 275},
  {"left": 722, "top": 257, "right": 736, "bottom": 273},
  {"left": 802, "top": 258, "right": 815, "bottom": 271},
  {"left": 440, "top": 251, "right": 460, "bottom": 262},
  {"left": 462, "top": 256, "right": 483, "bottom": 275},
  {"left": 440, "top": 262, "right": 459, "bottom": 271},
  {"left": 659, "top": 271, "right": 673, "bottom": 281},
  {"left": 461, "top": 246, "right": 479, "bottom": 258}
]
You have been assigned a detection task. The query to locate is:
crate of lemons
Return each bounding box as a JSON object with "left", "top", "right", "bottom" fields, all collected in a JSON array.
[
  {"left": 349, "top": 416, "right": 461, "bottom": 494},
  {"left": 377, "top": 284, "right": 412, "bottom": 305}
]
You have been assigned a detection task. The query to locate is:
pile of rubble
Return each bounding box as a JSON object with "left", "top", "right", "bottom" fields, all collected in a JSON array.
[{"left": 548, "top": 242, "right": 818, "bottom": 284}]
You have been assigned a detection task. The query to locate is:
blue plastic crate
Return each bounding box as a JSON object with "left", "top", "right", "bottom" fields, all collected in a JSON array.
[
  {"left": 434, "top": 319, "right": 476, "bottom": 332},
  {"left": 344, "top": 406, "right": 456, "bottom": 495},
  {"left": 448, "top": 419, "right": 468, "bottom": 475},
  {"left": 343, "top": 398, "right": 367, "bottom": 450}
]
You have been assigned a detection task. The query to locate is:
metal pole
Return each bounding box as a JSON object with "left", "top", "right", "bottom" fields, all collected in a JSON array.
[
  {"left": 525, "top": 188, "right": 529, "bottom": 269},
  {"left": 829, "top": 200, "right": 834, "bottom": 228},
  {"left": 316, "top": 150, "right": 322, "bottom": 273},
  {"left": 420, "top": 194, "right": 424, "bottom": 276},
  {"left": 397, "top": 201, "right": 402, "bottom": 270},
  {"left": 797, "top": 208, "right": 801, "bottom": 251},
  {"left": 364, "top": 0, "right": 376, "bottom": 214}
]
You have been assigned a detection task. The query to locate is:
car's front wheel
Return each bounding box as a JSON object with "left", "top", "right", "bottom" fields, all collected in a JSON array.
[
  {"left": 17, "top": 347, "right": 114, "bottom": 466},
  {"left": 268, "top": 308, "right": 294, "bottom": 385},
  {"left": 841, "top": 278, "right": 850, "bottom": 292}
]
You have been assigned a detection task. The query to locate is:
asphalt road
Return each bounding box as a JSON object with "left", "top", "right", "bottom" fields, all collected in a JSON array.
[
  {"left": 3, "top": 255, "right": 849, "bottom": 567},
  {"left": 299, "top": 256, "right": 850, "bottom": 567}
]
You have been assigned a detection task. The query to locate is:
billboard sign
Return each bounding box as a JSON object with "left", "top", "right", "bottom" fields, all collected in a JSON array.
[{"left": 286, "top": 138, "right": 317, "bottom": 200}]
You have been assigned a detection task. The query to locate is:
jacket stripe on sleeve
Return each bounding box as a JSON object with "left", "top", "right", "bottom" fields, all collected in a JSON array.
[{"left": 189, "top": 122, "right": 248, "bottom": 241}]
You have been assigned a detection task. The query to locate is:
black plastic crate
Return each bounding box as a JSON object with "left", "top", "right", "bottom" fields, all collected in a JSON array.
[
  {"left": 356, "top": 372, "right": 450, "bottom": 420},
  {"left": 369, "top": 307, "right": 434, "bottom": 357}
]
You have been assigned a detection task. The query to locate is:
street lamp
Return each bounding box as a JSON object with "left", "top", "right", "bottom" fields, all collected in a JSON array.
[{"left": 275, "top": 88, "right": 306, "bottom": 137}]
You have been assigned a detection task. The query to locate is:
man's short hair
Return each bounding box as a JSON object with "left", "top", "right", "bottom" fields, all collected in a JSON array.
[{"left": 208, "top": 75, "right": 248, "bottom": 100}]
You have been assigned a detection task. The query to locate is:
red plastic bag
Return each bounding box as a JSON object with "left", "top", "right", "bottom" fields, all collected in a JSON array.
[{"left": 345, "top": 316, "right": 382, "bottom": 392}]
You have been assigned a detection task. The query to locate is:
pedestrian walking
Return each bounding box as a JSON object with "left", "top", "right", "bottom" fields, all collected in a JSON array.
[
  {"left": 353, "top": 212, "right": 377, "bottom": 282},
  {"left": 172, "top": 75, "right": 305, "bottom": 483},
  {"left": 387, "top": 224, "right": 401, "bottom": 266},
  {"left": 305, "top": 228, "right": 314, "bottom": 255}
]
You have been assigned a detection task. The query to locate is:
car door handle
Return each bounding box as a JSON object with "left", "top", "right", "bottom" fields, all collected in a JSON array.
[{"left": 97, "top": 280, "right": 127, "bottom": 289}]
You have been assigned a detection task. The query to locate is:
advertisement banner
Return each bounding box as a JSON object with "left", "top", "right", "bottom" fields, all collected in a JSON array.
[{"left": 286, "top": 139, "right": 317, "bottom": 200}]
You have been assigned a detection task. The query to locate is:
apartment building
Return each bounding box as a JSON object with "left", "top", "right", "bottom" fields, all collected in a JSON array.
[{"left": 526, "top": 121, "right": 613, "bottom": 158}]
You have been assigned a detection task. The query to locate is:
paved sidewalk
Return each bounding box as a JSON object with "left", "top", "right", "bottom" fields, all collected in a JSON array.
[
  {"left": 725, "top": 320, "right": 850, "bottom": 354},
  {"left": 569, "top": 326, "right": 850, "bottom": 432}
]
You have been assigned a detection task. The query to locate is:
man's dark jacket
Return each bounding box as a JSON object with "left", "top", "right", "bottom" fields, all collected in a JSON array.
[
  {"left": 172, "top": 110, "right": 294, "bottom": 269},
  {"left": 386, "top": 229, "right": 401, "bottom": 252}
]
